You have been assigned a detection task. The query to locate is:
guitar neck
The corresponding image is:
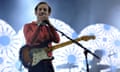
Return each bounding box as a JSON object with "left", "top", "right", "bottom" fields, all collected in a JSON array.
[
  {"left": 50, "top": 35, "right": 95, "bottom": 51},
  {"left": 51, "top": 40, "right": 76, "bottom": 51}
]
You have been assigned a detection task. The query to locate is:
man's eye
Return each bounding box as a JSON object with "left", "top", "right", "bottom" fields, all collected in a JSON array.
[
  {"left": 44, "top": 8, "right": 47, "bottom": 11},
  {"left": 39, "top": 8, "right": 42, "bottom": 11}
]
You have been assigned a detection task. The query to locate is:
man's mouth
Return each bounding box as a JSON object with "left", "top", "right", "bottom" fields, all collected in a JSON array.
[{"left": 39, "top": 13, "right": 46, "bottom": 16}]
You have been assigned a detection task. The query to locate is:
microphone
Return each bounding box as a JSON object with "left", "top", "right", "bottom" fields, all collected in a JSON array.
[
  {"left": 38, "top": 20, "right": 58, "bottom": 31},
  {"left": 37, "top": 22, "right": 42, "bottom": 26},
  {"left": 42, "top": 20, "right": 49, "bottom": 24},
  {"left": 42, "top": 20, "right": 57, "bottom": 31},
  {"left": 37, "top": 20, "right": 47, "bottom": 26}
]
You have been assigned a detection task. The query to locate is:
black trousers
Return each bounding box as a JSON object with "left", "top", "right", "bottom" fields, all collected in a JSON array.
[{"left": 28, "top": 60, "right": 54, "bottom": 72}]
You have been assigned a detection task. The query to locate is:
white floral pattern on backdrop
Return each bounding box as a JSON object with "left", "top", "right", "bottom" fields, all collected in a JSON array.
[{"left": 0, "top": 19, "right": 120, "bottom": 72}]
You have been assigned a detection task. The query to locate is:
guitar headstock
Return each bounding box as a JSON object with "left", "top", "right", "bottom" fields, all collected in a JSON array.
[{"left": 80, "top": 35, "right": 96, "bottom": 41}]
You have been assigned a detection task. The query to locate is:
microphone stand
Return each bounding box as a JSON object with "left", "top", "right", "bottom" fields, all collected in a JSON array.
[{"left": 52, "top": 26, "right": 100, "bottom": 72}]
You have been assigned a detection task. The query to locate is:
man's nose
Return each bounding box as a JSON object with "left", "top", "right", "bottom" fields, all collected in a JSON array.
[{"left": 41, "top": 9, "right": 45, "bottom": 12}]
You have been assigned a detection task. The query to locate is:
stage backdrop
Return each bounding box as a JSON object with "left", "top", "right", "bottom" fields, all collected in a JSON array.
[{"left": 0, "top": 0, "right": 120, "bottom": 72}]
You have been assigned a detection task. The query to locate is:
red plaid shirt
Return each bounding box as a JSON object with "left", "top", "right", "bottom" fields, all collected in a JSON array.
[{"left": 23, "top": 21, "right": 60, "bottom": 56}]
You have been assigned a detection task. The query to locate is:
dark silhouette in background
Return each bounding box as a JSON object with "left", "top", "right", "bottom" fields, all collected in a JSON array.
[{"left": 89, "top": 49, "right": 110, "bottom": 72}]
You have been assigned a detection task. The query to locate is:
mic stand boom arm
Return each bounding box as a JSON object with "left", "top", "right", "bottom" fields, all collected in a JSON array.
[{"left": 53, "top": 27, "right": 100, "bottom": 72}]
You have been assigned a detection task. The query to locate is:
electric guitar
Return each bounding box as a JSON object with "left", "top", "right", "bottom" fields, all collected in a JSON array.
[{"left": 19, "top": 35, "right": 95, "bottom": 68}]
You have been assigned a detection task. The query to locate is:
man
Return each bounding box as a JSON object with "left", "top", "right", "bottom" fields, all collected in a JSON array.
[{"left": 23, "top": 2, "right": 60, "bottom": 72}]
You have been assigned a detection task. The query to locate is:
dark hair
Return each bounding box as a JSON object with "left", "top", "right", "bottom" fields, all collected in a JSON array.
[{"left": 35, "top": 2, "right": 51, "bottom": 13}]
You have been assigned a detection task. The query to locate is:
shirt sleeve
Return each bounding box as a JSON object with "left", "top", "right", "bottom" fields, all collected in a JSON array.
[
  {"left": 49, "top": 25, "right": 60, "bottom": 43},
  {"left": 23, "top": 24, "right": 35, "bottom": 45}
]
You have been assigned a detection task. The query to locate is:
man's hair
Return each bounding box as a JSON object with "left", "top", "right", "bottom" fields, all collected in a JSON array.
[{"left": 35, "top": 2, "right": 51, "bottom": 13}]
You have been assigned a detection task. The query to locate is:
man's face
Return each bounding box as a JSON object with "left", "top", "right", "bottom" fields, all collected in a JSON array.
[{"left": 35, "top": 4, "right": 50, "bottom": 22}]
